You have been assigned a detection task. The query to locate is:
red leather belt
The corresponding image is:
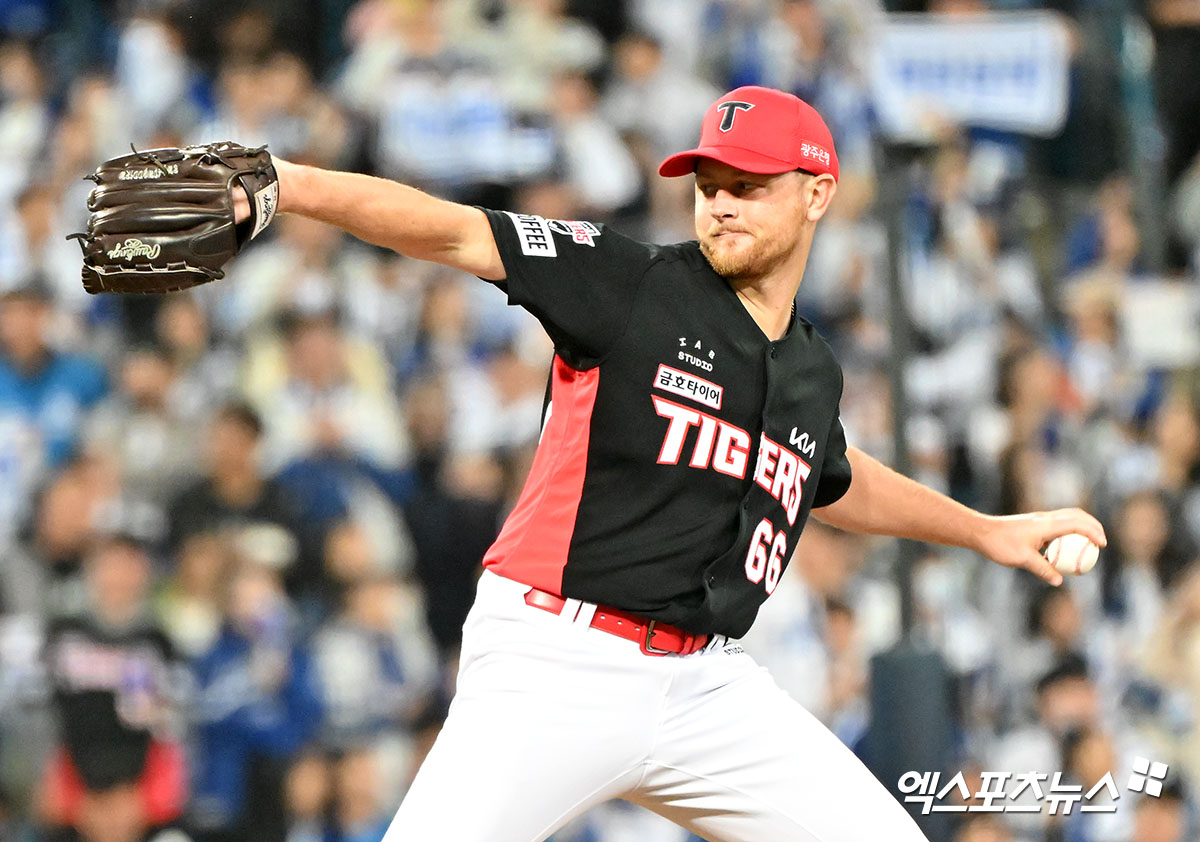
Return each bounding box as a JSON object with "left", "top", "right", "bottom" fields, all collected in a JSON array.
[{"left": 523, "top": 587, "right": 708, "bottom": 656}]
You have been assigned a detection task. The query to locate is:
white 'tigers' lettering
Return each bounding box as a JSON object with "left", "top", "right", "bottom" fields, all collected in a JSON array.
[
  {"left": 652, "top": 396, "right": 750, "bottom": 479},
  {"left": 752, "top": 435, "right": 811, "bottom": 526},
  {"left": 651, "top": 396, "right": 812, "bottom": 526}
]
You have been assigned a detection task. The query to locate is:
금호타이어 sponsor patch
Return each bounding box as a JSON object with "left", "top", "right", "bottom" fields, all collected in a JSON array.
[{"left": 653, "top": 363, "right": 723, "bottom": 410}]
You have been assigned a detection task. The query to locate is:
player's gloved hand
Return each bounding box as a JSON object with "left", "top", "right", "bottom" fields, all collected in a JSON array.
[
  {"left": 975, "top": 508, "right": 1107, "bottom": 586},
  {"left": 69, "top": 142, "right": 279, "bottom": 294}
]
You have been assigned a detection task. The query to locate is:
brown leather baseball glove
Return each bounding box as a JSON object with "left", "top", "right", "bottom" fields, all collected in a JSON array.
[{"left": 69, "top": 142, "right": 279, "bottom": 294}]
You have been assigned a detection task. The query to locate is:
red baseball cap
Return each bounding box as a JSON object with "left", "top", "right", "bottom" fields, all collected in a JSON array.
[{"left": 658, "top": 86, "right": 839, "bottom": 182}]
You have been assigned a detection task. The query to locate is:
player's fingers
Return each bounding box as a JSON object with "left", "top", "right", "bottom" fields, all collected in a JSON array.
[
  {"left": 1024, "top": 548, "right": 1064, "bottom": 587},
  {"left": 1039, "top": 508, "right": 1107, "bottom": 548}
]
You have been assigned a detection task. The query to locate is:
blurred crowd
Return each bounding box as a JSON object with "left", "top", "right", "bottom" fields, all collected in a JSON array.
[{"left": 0, "top": 0, "right": 1198, "bottom": 841}]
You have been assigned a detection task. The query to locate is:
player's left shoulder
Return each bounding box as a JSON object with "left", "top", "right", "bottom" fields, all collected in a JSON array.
[
  {"left": 791, "top": 312, "right": 838, "bottom": 356},
  {"left": 790, "top": 314, "right": 846, "bottom": 385}
]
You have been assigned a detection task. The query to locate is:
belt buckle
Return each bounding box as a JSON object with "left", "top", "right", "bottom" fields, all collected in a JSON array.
[{"left": 639, "top": 620, "right": 674, "bottom": 656}]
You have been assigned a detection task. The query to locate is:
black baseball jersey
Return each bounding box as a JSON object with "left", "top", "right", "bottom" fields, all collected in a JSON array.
[
  {"left": 43, "top": 613, "right": 179, "bottom": 789},
  {"left": 480, "top": 210, "right": 853, "bottom": 638}
]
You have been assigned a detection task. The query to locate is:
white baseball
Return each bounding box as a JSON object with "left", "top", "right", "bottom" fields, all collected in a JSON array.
[{"left": 1044, "top": 533, "right": 1100, "bottom": 576}]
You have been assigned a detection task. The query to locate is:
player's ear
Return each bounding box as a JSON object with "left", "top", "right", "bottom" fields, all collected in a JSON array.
[{"left": 803, "top": 174, "right": 837, "bottom": 223}]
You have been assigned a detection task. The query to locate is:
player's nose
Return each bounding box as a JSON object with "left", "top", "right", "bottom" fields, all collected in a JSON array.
[{"left": 709, "top": 189, "right": 738, "bottom": 219}]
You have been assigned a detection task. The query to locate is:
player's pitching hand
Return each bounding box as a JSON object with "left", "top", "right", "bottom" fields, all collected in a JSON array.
[{"left": 974, "top": 508, "right": 1107, "bottom": 586}]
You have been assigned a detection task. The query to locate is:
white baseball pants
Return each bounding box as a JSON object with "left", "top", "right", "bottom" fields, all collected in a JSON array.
[{"left": 383, "top": 570, "right": 932, "bottom": 842}]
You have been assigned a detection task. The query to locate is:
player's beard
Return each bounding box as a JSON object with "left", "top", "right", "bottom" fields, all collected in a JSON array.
[{"left": 699, "top": 229, "right": 789, "bottom": 281}]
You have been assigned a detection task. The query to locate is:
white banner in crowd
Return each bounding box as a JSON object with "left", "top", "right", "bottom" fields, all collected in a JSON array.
[
  {"left": 869, "top": 13, "right": 1072, "bottom": 141},
  {"left": 1120, "top": 281, "right": 1200, "bottom": 370}
]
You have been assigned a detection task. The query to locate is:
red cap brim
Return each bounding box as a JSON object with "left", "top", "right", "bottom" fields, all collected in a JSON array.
[{"left": 658, "top": 146, "right": 800, "bottom": 178}]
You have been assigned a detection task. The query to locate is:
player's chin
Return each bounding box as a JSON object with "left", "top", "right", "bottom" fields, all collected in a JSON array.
[{"left": 701, "top": 239, "right": 753, "bottom": 277}]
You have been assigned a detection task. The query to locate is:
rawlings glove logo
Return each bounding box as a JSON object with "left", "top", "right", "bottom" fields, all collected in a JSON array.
[{"left": 107, "top": 239, "right": 161, "bottom": 260}]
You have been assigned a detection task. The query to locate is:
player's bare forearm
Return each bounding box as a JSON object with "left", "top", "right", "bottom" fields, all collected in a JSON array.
[
  {"left": 813, "top": 447, "right": 1107, "bottom": 585},
  {"left": 274, "top": 159, "right": 505, "bottom": 280},
  {"left": 813, "top": 447, "right": 991, "bottom": 548}
]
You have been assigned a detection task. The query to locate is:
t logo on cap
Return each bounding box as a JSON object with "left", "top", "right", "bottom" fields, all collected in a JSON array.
[{"left": 716, "top": 101, "right": 754, "bottom": 132}]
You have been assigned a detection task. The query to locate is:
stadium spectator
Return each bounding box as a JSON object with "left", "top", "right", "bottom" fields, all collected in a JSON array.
[
  {"left": 1062, "top": 176, "right": 1143, "bottom": 279},
  {"left": 281, "top": 750, "right": 331, "bottom": 842},
  {"left": 1002, "top": 586, "right": 1088, "bottom": 701},
  {"left": 153, "top": 296, "right": 240, "bottom": 421},
  {"left": 602, "top": 29, "right": 719, "bottom": 163},
  {"left": 0, "top": 183, "right": 84, "bottom": 309},
  {"left": 244, "top": 305, "right": 407, "bottom": 472},
  {"left": 257, "top": 51, "right": 354, "bottom": 168},
  {"left": 953, "top": 814, "right": 1015, "bottom": 842},
  {"left": 166, "top": 403, "right": 304, "bottom": 557},
  {"left": 1144, "top": 567, "right": 1200, "bottom": 785},
  {"left": 0, "top": 41, "right": 50, "bottom": 208},
  {"left": 82, "top": 345, "right": 201, "bottom": 505},
  {"left": 311, "top": 575, "right": 431, "bottom": 749},
  {"left": 1060, "top": 725, "right": 1130, "bottom": 842},
  {"left": 1103, "top": 491, "right": 1196, "bottom": 634},
  {"left": 112, "top": 11, "right": 194, "bottom": 142},
  {"left": 447, "top": 338, "right": 548, "bottom": 455},
  {"left": 400, "top": 377, "right": 503, "bottom": 660},
  {"left": 25, "top": 454, "right": 123, "bottom": 612},
  {"left": 910, "top": 550, "right": 994, "bottom": 681},
  {"left": 38, "top": 533, "right": 188, "bottom": 842},
  {"left": 1132, "top": 786, "right": 1190, "bottom": 842},
  {"left": 156, "top": 533, "right": 234, "bottom": 660},
  {"left": 194, "top": 59, "right": 277, "bottom": 155},
  {"left": 326, "top": 748, "right": 392, "bottom": 842},
  {"left": 546, "top": 71, "right": 644, "bottom": 217},
  {"left": 1131, "top": 778, "right": 1189, "bottom": 842},
  {"left": 443, "top": 0, "right": 606, "bottom": 112},
  {"left": 1062, "top": 278, "right": 1122, "bottom": 418},
  {"left": 392, "top": 270, "right": 482, "bottom": 383},
  {"left": 0, "top": 283, "right": 107, "bottom": 470},
  {"left": 189, "top": 561, "right": 322, "bottom": 842},
  {"left": 340, "top": 0, "right": 554, "bottom": 196},
  {"left": 1151, "top": 394, "right": 1200, "bottom": 526},
  {"left": 215, "top": 212, "right": 362, "bottom": 338},
  {"left": 987, "top": 655, "right": 1105, "bottom": 837},
  {"left": 1172, "top": 155, "right": 1200, "bottom": 271},
  {"left": 1145, "top": 0, "right": 1200, "bottom": 270}
]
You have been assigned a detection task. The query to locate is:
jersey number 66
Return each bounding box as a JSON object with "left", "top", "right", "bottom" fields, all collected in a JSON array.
[{"left": 745, "top": 518, "right": 786, "bottom": 595}]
